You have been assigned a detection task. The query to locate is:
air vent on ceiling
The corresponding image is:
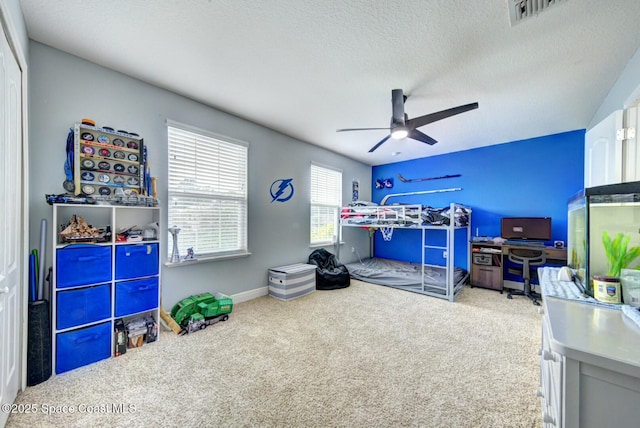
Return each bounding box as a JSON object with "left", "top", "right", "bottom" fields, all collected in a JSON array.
[{"left": 509, "top": 0, "right": 567, "bottom": 26}]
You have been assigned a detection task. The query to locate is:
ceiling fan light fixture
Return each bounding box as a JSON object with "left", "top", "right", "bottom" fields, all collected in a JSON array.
[
  {"left": 337, "top": 89, "right": 478, "bottom": 152},
  {"left": 391, "top": 127, "right": 408, "bottom": 140}
]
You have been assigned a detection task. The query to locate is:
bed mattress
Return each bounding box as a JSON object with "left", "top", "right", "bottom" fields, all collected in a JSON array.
[{"left": 344, "top": 258, "right": 467, "bottom": 288}]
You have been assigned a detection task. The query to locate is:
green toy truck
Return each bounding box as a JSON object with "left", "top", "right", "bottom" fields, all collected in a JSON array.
[{"left": 170, "top": 292, "right": 233, "bottom": 334}]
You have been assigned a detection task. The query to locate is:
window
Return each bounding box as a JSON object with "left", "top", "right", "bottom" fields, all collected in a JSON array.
[
  {"left": 167, "top": 120, "right": 248, "bottom": 260},
  {"left": 310, "top": 163, "right": 342, "bottom": 245}
]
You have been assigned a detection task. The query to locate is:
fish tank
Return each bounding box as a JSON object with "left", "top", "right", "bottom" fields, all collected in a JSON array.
[
  {"left": 567, "top": 192, "right": 587, "bottom": 288},
  {"left": 567, "top": 181, "right": 640, "bottom": 297}
]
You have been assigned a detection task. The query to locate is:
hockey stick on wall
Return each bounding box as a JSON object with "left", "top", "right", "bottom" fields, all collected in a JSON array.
[
  {"left": 380, "top": 187, "right": 462, "bottom": 205},
  {"left": 397, "top": 173, "right": 461, "bottom": 183}
]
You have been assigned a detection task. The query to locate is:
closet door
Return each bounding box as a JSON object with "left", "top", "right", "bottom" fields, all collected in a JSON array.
[
  {"left": 584, "top": 109, "right": 623, "bottom": 188},
  {"left": 623, "top": 106, "right": 640, "bottom": 183},
  {"left": 0, "top": 22, "right": 22, "bottom": 428}
]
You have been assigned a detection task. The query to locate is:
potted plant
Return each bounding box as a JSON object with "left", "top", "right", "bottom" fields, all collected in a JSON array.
[{"left": 593, "top": 232, "right": 640, "bottom": 303}]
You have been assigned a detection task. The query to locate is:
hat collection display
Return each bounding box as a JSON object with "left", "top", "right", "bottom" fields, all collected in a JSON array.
[{"left": 73, "top": 120, "right": 145, "bottom": 197}]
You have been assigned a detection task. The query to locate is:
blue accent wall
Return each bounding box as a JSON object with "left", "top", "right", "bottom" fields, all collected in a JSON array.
[{"left": 371, "top": 130, "right": 585, "bottom": 265}]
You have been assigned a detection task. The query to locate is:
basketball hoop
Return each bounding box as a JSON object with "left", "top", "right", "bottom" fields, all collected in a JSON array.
[{"left": 379, "top": 226, "right": 394, "bottom": 241}]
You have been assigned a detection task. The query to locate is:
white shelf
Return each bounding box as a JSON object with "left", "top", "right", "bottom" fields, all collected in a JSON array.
[{"left": 51, "top": 203, "right": 161, "bottom": 375}]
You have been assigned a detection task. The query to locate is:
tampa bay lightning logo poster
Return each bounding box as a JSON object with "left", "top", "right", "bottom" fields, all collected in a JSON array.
[
  {"left": 375, "top": 178, "right": 393, "bottom": 189},
  {"left": 270, "top": 178, "right": 294, "bottom": 203}
]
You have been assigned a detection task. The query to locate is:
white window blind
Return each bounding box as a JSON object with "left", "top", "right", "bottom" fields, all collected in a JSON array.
[
  {"left": 310, "top": 163, "right": 342, "bottom": 245},
  {"left": 167, "top": 122, "right": 248, "bottom": 259}
]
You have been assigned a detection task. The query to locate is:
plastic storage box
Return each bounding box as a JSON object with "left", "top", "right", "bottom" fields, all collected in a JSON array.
[
  {"left": 268, "top": 263, "right": 317, "bottom": 301},
  {"left": 56, "top": 321, "right": 111, "bottom": 374},
  {"left": 115, "top": 277, "right": 159, "bottom": 317},
  {"left": 115, "top": 243, "right": 159, "bottom": 280},
  {"left": 56, "top": 283, "right": 111, "bottom": 330},
  {"left": 621, "top": 269, "right": 640, "bottom": 307},
  {"left": 56, "top": 245, "right": 112, "bottom": 288}
]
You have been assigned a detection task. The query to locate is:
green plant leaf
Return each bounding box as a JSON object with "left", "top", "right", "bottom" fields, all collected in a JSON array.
[
  {"left": 623, "top": 247, "right": 640, "bottom": 269},
  {"left": 603, "top": 231, "right": 615, "bottom": 276},
  {"left": 611, "top": 233, "right": 627, "bottom": 277},
  {"left": 602, "top": 231, "right": 640, "bottom": 277}
]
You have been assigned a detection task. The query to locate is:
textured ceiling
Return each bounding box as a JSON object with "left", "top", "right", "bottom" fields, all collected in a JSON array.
[{"left": 19, "top": 0, "right": 640, "bottom": 165}]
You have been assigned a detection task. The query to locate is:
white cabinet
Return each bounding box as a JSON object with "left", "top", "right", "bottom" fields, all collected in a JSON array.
[
  {"left": 51, "top": 203, "right": 160, "bottom": 374},
  {"left": 538, "top": 295, "right": 640, "bottom": 428},
  {"left": 585, "top": 107, "right": 640, "bottom": 187},
  {"left": 539, "top": 315, "right": 560, "bottom": 427}
]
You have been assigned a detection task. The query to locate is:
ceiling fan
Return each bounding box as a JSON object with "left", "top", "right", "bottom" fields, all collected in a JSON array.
[{"left": 337, "top": 89, "right": 478, "bottom": 153}]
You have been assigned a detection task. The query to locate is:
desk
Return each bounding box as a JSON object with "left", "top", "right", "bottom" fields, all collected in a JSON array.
[{"left": 469, "top": 242, "right": 567, "bottom": 292}]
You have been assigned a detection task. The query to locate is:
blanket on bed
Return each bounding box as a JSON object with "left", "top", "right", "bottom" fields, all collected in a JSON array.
[{"left": 344, "top": 258, "right": 466, "bottom": 287}]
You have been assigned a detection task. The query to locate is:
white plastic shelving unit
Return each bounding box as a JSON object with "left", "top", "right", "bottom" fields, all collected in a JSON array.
[{"left": 51, "top": 203, "right": 161, "bottom": 374}]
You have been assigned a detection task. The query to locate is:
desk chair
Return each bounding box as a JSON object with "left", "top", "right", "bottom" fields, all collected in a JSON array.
[{"left": 507, "top": 248, "right": 546, "bottom": 306}]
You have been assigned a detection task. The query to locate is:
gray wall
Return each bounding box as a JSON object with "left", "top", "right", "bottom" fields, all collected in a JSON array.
[
  {"left": 28, "top": 41, "right": 371, "bottom": 307},
  {"left": 590, "top": 46, "right": 640, "bottom": 128}
]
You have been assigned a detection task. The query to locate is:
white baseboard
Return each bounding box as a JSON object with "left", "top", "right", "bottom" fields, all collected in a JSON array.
[{"left": 231, "top": 286, "right": 268, "bottom": 303}]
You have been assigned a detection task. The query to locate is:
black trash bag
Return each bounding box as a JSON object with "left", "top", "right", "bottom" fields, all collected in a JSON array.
[{"left": 307, "top": 248, "right": 350, "bottom": 290}]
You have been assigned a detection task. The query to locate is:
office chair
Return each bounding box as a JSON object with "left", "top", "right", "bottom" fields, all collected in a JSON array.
[{"left": 507, "top": 248, "right": 546, "bottom": 306}]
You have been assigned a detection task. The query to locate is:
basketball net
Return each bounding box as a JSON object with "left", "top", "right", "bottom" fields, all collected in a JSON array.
[{"left": 379, "top": 226, "right": 394, "bottom": 241}]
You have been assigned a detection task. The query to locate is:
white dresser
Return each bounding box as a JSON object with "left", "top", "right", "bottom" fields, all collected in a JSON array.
[{"left": 539, "top": 274, "right": 640, "bottom": 427}]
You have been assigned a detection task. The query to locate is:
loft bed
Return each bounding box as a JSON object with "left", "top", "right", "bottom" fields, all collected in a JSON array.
[{"left": 341, "top": 201, "right": 471, "bottom": 302}]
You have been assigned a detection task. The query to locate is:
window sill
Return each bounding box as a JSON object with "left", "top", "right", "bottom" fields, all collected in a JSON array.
[
  {"left": 309, "top": 242, "right": 344, "bottom": 249},
  {"left": 164, "top": 252, "right": 251, "bottom": 267}
]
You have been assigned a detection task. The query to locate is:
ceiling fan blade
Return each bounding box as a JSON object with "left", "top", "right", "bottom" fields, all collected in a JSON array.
[
  {"left": 408, "top": 129, "right": 438, "bottom": 145},
  {"left": 391, "top": 89, "right": 406, "bottom": 123},
  {"left": 368, "top": 135, "right": 391, "bottom": 153},
  {"left": 336, "top": 127, "right": 390, "bottom": 132},
  {"left": 407, "top": 102, "right": 479, "bottom": 129}
]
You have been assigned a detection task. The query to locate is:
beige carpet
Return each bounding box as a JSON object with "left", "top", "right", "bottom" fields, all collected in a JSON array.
[{"left": 7, "top": 280, "right": 542, "bottom": 428}]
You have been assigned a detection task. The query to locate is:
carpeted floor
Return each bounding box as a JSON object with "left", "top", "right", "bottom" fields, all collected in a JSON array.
[{"left": 7, "top": 280, "right": 542, "bottom": 427}]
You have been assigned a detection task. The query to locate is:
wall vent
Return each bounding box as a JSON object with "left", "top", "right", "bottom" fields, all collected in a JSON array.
[{"left": 509, "top": 0, "right": 567, "bottom": 26}]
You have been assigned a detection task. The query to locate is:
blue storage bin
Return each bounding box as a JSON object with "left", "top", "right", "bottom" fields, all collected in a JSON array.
[
  {"left": 115, "top": 277, "right": 159, "bottom": 317},
  {"left": 56, "top": 284, "right": 111, "bottom": 330},
  {"left": 56, "top": 321, "right": 111, "bottom": 374},
  {"left": 57, "top": 245, "right": 112, "bottom": 288},
  {"left": 115, "top": 244, "right": 159, "bottom": 280}
]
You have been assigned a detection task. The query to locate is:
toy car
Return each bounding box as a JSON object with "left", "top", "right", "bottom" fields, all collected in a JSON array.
[{"left": 170, "top": 292, "right": 233, "bottom": 335}]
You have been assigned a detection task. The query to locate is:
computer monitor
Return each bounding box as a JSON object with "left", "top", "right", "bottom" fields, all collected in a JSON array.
[{"left": 501, "top": 217, "right": 552, "bottom": 241}]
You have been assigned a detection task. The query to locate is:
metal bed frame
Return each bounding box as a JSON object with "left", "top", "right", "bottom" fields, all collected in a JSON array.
[{"left": 341, "top": 201, "right": 471, "bottom": 302}]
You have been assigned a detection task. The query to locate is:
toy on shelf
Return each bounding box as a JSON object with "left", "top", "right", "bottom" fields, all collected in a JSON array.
[
  {"left": 116, "top": 225, "right": 144, "bottom": 243},
  {"left": 184, "top": 247, "right": 196, "bottom": 261},
  {"left": 59, "top": 214, "right": 110, "bottom": 243},
  {"left": 46, "top": 193, "right": 95, "bottom": 205},
  {"left": 125, "top": 317, "right": 147, "bottom": 348},
  {"left": 169, "top": 226, "right": 180, "bottom": 263},
  {"left": 123, "top": 315, "right": 158, "bottom": 348},
  {"left": 170, "top": 292, "right": 233, "bottom": 335}
]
